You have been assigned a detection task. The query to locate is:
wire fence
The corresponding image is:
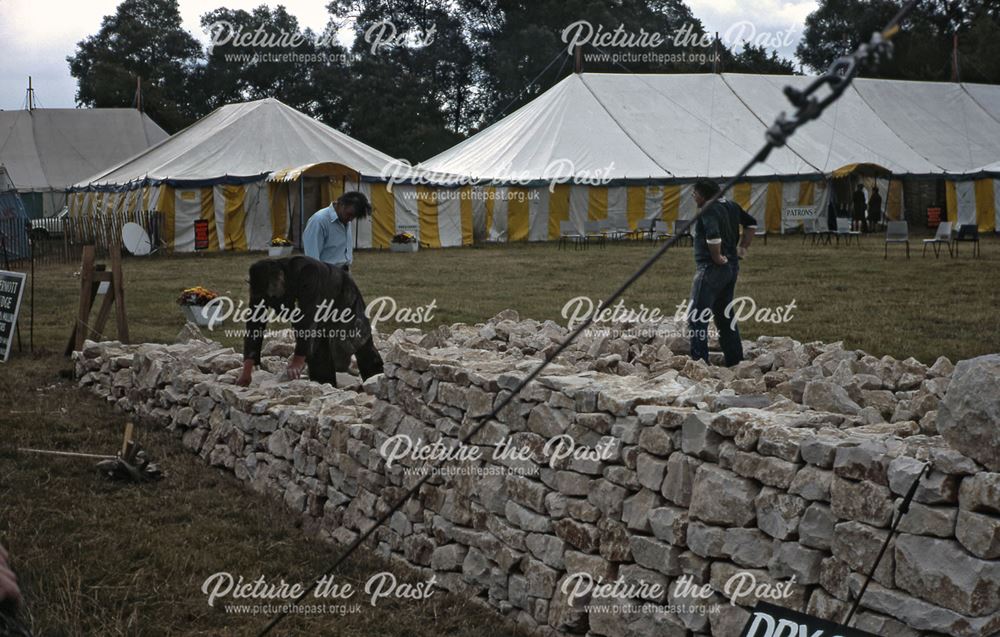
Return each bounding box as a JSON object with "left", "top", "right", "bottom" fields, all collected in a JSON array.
[{"left": 0, "top": 210, "right": 165, "bottom": 270}]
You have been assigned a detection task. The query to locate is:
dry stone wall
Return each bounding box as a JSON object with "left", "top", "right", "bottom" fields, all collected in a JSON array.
[{"left": 75, "top": 315, "right": 1000, "bottom": 637}]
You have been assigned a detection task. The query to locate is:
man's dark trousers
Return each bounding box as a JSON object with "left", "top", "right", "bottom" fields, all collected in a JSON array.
[{"left": 688, "top": 261, "right": 744, "bottom": 366}]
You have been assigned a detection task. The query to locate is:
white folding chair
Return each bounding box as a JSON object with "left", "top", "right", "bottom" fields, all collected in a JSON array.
[
  {"left": 922, "top": 221, "right": 952, "bottom": 258},
  {"left": 885, "top": 221, "right": 909, "bottom": 259}
]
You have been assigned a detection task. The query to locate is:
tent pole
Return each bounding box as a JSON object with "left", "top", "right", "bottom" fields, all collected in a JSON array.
[{"left": 299, "top": 178, "right": 304, "bottom": 250}]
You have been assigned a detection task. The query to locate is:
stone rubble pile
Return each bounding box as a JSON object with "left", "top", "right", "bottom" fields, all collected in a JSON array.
[{"left": 75, "top": 312, "right": 1000, "bottom": 637}]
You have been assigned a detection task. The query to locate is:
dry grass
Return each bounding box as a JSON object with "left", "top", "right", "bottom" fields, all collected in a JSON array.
[{"left": 2, "top": 234, "right": 999, "bottom": 635}]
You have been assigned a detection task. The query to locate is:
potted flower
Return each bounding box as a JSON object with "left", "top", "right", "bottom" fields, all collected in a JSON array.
[
  {"left": 390, "top": 231, "right": 418, "bottom": 253},
  {"left": 269, "top": 237, "right": 293, "bottom": 257},
  {"left": 177, "top": 286, "right": 219, "bottom": 327}
]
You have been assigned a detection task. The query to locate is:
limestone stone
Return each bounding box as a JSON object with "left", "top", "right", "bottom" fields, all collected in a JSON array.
[
  {"left": 689, "top": 464, "right": 760, "bottom": 526},
  {"left": 680, "top": 412, "right": 723, "bottom": 461},
  {"left": 853, "top": 612, "right": 921, "bottom": 637},
  {"left": 955, "top": 509, "right": 1000, "bottom": 559},
  {"left": 755, "top": 487, "right": 807, "bottom": 539},
  {"left": 756, "top": 426, "right": 810, "bottom": 462},
  {"left": 629, "top": 536, "right": 682, "bottom": 576},
  {"left": 549, "top": 517, "right": 597, "bottom": 552},
  {"left": 685, "top": 521, "right": 727, "bottom": 558},
  {"left": 769, "top": 541, "right": 824, "bottom": 584},
  {"left": 799, "top": 502, "right": 836, "bottom": 550},
  {"left": 831, "top": 521, "right": 895, "bottom": 588},
  {"left": 522, "top": 557, "right": 559, "bottom": 598},
  {"left": 587, "top": 479, "right": 628, "bottom": 518},
  {"left": 638, "top": 425, "right": 674, "bottom": 456},
  {"left": 959, "top": 472, "right": 1000, "bottom": 514},
  {"left": 505, "top": 501, "right": 552, "bottom": 533},
  {"left": 800, "top": 432, "right": 849, "bottom": 468},
  {"left": 598, "top": 518, "right": 632, "bottom": 562},
  {"left": 936, "top": 354, "right": 1000, "bottom": 471},
  {"left": 830, "top": 475, "right": 895, "bottom": 527},
  {"left": 897, "top": 501, "right": 957, "bottom": 538},
  {"left": 855, "top": 581, "right": 1000, "bottom": 637},
  {"left": 788, "top": 464, "right": 833, "bottom": 501},
  {"left": 661, "top": 452, "right": 701, "bottom": 507},
  {"left": 894, "top": 533, "right": 1000, "bottom": 616},
  {"left": 622, "top": 488, "right": 662, "bottom": 532},
  {"left": 524, "top": 533, "right": 566, "bottom": 569},
  {"left": 732, "top": 450, "right": 800, "bottom": 489},
  {"left": 648, "top": 506, "right": 688, "bottom": 545},
  {"left": 834, "top": 440, "right": 891, "bottom": 485},
  {"left": 803, "top": 380, "right": 861, "bottom": 415},
  {"left": 721, "top": 527, "right": 773, "bottom": 568},
  {"left": 635, "top": 453, "right": 668, "bottom": 491},
  {"left": 430, "top": 544, "right": 468, "bottom": 571}
]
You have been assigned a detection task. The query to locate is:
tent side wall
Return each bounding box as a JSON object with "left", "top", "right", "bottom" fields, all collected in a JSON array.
[
  {"left": 68, "top": 179, "right": 479, "bottom": 252},
  {"left": 458, "top": 179, "right": 907, "bottom": 243},
  {"left": 945, "top": 177, "right": 998, "bottom": 233}
]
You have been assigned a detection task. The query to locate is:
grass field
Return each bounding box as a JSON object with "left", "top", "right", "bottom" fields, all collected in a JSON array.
[{"left": 2, "top": 235, "right": 999, "bottom": 635}]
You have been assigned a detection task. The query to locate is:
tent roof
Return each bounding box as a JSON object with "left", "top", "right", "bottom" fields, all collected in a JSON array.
[
  {"left": 422, "top": 73, "right": 1000, "bottom": 183},
  {"left": 78, "top": 98, "right": 399, "bottom": 189},
  {"left": 0, "top": 108, "right": 168, "bottom": 192}
]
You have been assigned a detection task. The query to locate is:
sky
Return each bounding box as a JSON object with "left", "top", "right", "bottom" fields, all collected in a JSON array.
[{"left": 0, "top": 0, "right": 817, "bottom": 111}]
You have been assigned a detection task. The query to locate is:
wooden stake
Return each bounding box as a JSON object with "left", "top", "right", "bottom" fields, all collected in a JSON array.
[
  {"left": 121, "top": 422, "right": 134, "bottom": 457},
  {"left": 17, "top": 447, "right": 116, "bottom": 460}
]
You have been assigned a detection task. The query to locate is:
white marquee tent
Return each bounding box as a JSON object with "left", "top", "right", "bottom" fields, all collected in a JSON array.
[
  {"left": 0, "top": 108, "right": 167, "bottom": 217},
  {"left": 71, "top": 98, "right": 476, "bottom": 251},
  {"left": 420, "top": 73, "right": 1000, "bottom": 240}
]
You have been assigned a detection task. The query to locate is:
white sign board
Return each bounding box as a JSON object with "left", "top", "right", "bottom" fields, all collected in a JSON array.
[
  {"left": 0, "top": 270, "right": 26, "bottom": 362},
  {"left": 783, "top": 206, "right": 820, "bottom": 221}
]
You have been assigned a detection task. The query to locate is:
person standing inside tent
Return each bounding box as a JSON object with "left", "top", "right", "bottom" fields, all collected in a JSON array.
[
  {"left": 302, "top": 191, "right": 371, "bottom": 272},
  {"left": 868, "top": 186, "right": 883, "bottom": 232},
  {"left": 852, "top": 184, "right": 867, "bottom": 232},
  {"left": 687, "top": 179, "right": 757, "bottom": 367}
]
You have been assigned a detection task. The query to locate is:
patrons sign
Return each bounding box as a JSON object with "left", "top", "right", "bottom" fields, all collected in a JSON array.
[
  {"left": 783, "top": 206, "right": 820, "bottom": 221},
  {"left": 739, "top": 602, "right": 878, "bottom": 637},
  {"left": 0, "top": 270, "right": 26, "bottom": 363}
]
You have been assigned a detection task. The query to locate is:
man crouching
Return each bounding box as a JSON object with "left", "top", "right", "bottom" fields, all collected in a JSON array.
[{"left": 236, "top": 255, "right": 384, "bottom": 387}]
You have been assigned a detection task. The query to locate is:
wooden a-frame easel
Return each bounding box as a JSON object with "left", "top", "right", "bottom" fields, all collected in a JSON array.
[{"left": 66, "top": 244, "right": 129, "bottom": 355}]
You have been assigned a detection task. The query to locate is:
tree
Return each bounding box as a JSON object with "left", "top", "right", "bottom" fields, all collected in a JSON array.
[
  {"left": 67, "top": 0, "right": 203, "bottom": 132},
  {"left": 325, "top": 0, "right": 479, "bottom": 160},
  {"left": 189, "top": 5, "right": 348, "bottom": 119},
  {"left": 796, "top": 0, "right": 1000, "bottom": 83},
  {"left": 458, "top": 0, "right": 714, "bottom": 125},
  {"left": 724, "top": 43, "right": 797, "bottom": 75}
]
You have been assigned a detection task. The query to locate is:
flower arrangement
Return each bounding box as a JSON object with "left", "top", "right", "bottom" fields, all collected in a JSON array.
[
  {"left": 177, "top": 286, "right": 219, "bottom": 306},
  {"left": 270, "top": 237, "right": 293, "bottom": 247},
  {"left": 392, "top": 232, "right": 417, "bottom": 244}
]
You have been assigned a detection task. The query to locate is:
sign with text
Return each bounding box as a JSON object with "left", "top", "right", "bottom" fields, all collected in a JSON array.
[
  {"left": 739, "top": 602, "right": 878, "bottom": 637},
  {"left": 194, "top": 220, "right": 210, "bottom": 250},
  {"left": 0, "top": 270, "right": 26, "bottom": 363},
  {"left": 783, "top": 206, "right": 820, "bottom": 221}
]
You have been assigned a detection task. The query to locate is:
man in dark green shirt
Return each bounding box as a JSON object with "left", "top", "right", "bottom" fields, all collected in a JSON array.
[{"left": 687, "top": 179, "right": 757, "bottom": 366}]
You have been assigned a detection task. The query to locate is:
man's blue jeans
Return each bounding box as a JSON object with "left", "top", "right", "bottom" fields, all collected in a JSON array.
[{"left": 688, "top": 261, "right": 744, "bottom": 366}]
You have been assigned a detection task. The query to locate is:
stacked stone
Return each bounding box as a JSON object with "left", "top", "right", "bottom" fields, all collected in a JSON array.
[
  {"left": 74, "top": 317, "right": 1000, "bottom": 637},
  {"left": 361, "top": 326, "right": 999, "bottom": 637},
  {"left": 74, "top": 333, "right": 375, "bottom": 536}
]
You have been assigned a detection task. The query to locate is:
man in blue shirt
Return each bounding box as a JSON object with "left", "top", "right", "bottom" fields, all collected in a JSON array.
[
  {"left": 687, "top": 179, "right": 757, "bottom": 366},
  {"left": 302, "top": 191, "right": 371, "bottom": 272}
]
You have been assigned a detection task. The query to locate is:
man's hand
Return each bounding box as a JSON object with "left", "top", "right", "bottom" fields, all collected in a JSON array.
[
  {"left": 236, "top": 360, "right": 254, "bottom": 387},
  {"left": 0, "top": 544, "right": 21, "bottom": 607},
  {"left": 738, "top": 246, "right": 748, "bottom": 258},
  {"left": 714, "top": 255, "right": 729, "bottom": 266},
  {"left": 285, "top": 355, "right": 307, "bottom": 381}
]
